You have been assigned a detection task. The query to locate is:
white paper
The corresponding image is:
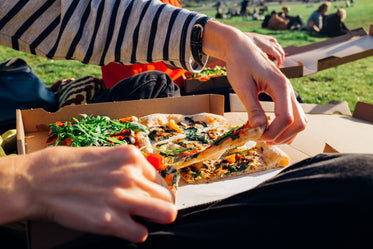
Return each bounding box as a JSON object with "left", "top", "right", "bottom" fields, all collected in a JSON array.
[{"left": 175, "top": 168, "right": 283, "bottom": 209}]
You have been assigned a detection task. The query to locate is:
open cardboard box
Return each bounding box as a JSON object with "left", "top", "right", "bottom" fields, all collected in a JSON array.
[
  {"left": 16, "top": 95, "right": 373, "bottom": 248},
  {"left": 184, "top": 25, "right": 373, "bottom": 94},
  {"left": 17, "top": 95, "right": 224, "bottom": 249},
  {"left": 17, "top": 94, "right": 301, "bottom": 249}
]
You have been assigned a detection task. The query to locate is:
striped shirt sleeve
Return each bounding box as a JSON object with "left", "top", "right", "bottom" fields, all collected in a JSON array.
[{"left": 0, "top": 0, "right": 208, "bottom": 72}]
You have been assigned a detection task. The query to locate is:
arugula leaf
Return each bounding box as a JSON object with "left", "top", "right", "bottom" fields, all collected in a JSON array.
[{"left": 47, "top": 114, "right": 148, "bottom": 147}]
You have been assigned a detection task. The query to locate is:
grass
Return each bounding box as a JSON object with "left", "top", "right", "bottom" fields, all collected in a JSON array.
[{"left": 0, "top": 0, "right": 372, "bottom": 112}]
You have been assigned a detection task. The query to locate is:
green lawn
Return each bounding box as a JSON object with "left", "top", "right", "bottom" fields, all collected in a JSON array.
[{"left": 0, "top": 0, "right": 372, "bottom": 112}]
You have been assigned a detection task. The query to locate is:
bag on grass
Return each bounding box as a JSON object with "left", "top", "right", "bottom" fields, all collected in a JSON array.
[{"left": 0, "top": 58, "right": 57, "bottom": 133}]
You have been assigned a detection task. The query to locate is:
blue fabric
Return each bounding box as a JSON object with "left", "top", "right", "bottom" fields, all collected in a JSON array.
[{"left": 0, "top": 58, "right": 57, "bottom": 133}]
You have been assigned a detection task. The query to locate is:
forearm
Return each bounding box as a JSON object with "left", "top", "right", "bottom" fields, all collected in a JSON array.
[
  {"left": 202, "top": 20, "right": 243, "bottom": 62},
  {"left": 0, "top": 0, "right": 205, "bottom": 71},
  {"left": 0, "top": 156, "right": 30, "bottom": 224}
]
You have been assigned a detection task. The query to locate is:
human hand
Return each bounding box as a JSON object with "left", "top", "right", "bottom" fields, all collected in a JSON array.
[
  {"left": 18, "top": 145, "right": 177, "bottom": 243},
  {"left": 244, "top": 32, "right": 286, "bottom": 67},
  {"left": 202, "top": 20, "right": 307, "bottom": 144}
]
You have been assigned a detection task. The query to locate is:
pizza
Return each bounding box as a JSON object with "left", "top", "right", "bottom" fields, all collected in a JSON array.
[
  {"left": 46, "top": 114, "right": 179, "bottom": 193},
  {"left": 138, "top": 113, "right": 230, "bottom": 158},
  {"left": 168, "top": 122, "right": 266, "bottom": 169},
  {"left": 46, "top": 113, "right": 290, "bottom": 194}
]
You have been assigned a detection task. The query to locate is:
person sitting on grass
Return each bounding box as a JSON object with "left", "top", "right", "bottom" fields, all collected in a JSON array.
[
  {"left": 321, "top": 7, "right": 350, "bottom": 37},
  {"left": 267, "top": 10, "right": 301, "bottom": 31},
  {"left": 307, "top": 1, "right": 331, "bottom": 33}
]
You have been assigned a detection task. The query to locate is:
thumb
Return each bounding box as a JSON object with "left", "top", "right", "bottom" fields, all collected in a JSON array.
[{"left": 246, "top": 101, "right": 267, "bottom": 128}]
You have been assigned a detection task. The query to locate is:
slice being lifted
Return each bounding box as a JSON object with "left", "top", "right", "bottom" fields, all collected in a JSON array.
[
  {"left": 169, "top": 122, "right": 266, "bottom": 169},
  {"left": 139, "top": 113, "right": 231, "bottom": 158}
]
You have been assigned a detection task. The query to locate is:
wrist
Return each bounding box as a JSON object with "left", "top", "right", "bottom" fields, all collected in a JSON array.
[{"left": 202, "top": 19, "right": 245, "bottom": 62}]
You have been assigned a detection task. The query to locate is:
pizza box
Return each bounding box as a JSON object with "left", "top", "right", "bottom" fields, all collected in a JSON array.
[
  {"left": 183, "top": 24, "right": 373, "bottom": 94},
  {"left": 16, "top": 94, "right": 303, "bottom": 249},
  {"left": 16, "top": 94, "right": 223, "bottom": 249},
  {"left": 17, "top": 94, "right": 371, "bottom": 249}
]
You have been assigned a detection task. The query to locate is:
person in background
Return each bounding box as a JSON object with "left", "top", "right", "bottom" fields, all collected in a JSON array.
[
  {"left": 268, "top": 10, "right": 301, "bottom": 31},
  {"left": 307, "top": 2, "right": 331, "bottom": 32},
  {"left": 279, "top": 6, "right": 304, "bottom": 30},
  {"left": 321, "top": 7, "right": 350, "bottom": 37},
  {"left": 215, "top": 8, "right": 227, "bottom": 19},
  {"left": 240, "top": 0, "right": 249, "bottom": 20},
  {"left": 252, "top": 8, "right": 260, "bottom": 20}
]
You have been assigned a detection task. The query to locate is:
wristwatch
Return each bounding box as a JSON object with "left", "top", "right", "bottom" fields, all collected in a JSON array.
[{"left": 190, "top": 16, "right": 211, "bottom": 67}]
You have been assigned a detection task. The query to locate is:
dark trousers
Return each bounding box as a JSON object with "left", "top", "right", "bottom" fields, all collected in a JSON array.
[
  {"left": 53, "top": 153, "right": 373, "bottom": 249},
  {"left": 91, "top": 70, "right": 180, "bottom": 103}
]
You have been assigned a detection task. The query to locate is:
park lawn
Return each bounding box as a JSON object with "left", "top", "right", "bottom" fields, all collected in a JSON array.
[{"left": 0, "top": 0, "right": 372, "bottom": 112}]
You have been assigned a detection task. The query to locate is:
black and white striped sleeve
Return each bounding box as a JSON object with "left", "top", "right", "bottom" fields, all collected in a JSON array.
[{"left": 0, "top": 0, "right": 208, "bottom": 72}]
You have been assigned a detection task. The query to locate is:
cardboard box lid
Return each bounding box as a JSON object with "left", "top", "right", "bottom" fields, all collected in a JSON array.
[
  {"left": 320, "top": 101, "right": 373, "bottom": 154},
  {"left": 281, "top": 25, "right": 373, "bottom": 78}
]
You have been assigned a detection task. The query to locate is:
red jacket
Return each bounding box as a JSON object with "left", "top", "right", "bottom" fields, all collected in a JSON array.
[{"left": 101, "top": 0, "right": 187, "bottom": 89}]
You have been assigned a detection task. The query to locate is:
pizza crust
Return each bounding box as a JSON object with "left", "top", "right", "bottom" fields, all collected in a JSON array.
[{"left": 139, "top": 113, "right": 228, "bottom": 128}]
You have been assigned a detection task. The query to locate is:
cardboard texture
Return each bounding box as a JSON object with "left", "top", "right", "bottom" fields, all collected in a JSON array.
[
  {"left": 282, "top": 26, "right": 373, "bottom": 78},
  {"left": 184, "top": 25, "right": 373, "bottom": 94}
]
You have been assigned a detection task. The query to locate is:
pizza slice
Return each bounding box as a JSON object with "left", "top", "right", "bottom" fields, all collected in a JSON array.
[
  {"left": 169, "top": 122, "right": 266, "bottom": 169},
  {"left": 138, "top": 113, "right": 233, "bottom": 192},
  {"left": 139, "top": 112, "right": 230, "bottom": 159},
  {"left": 179, "top": 141, "right": 290, "bottom": 183}
]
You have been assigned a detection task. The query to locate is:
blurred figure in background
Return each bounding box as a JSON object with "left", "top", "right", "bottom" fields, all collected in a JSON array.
[
  {"left": 321, "top": 7, "right": 350, "bottom": 37},
  {"left": 215, "top": 8, "right": 227, "bottom": 19},
  {"left": 279, "top": 6, "right": 304, "bottom": 29},
  {"left": 252, "top": 8, "right": 260, "bottom": 20},
  {"left": 307, "top": 2, "right": 331, "bottom": 33},
  {"left": 268, "top": 10, "right": 302, "bottom": 31},
  {"left": 240, "top": 0, "right": 249, "bottom": 20}
]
